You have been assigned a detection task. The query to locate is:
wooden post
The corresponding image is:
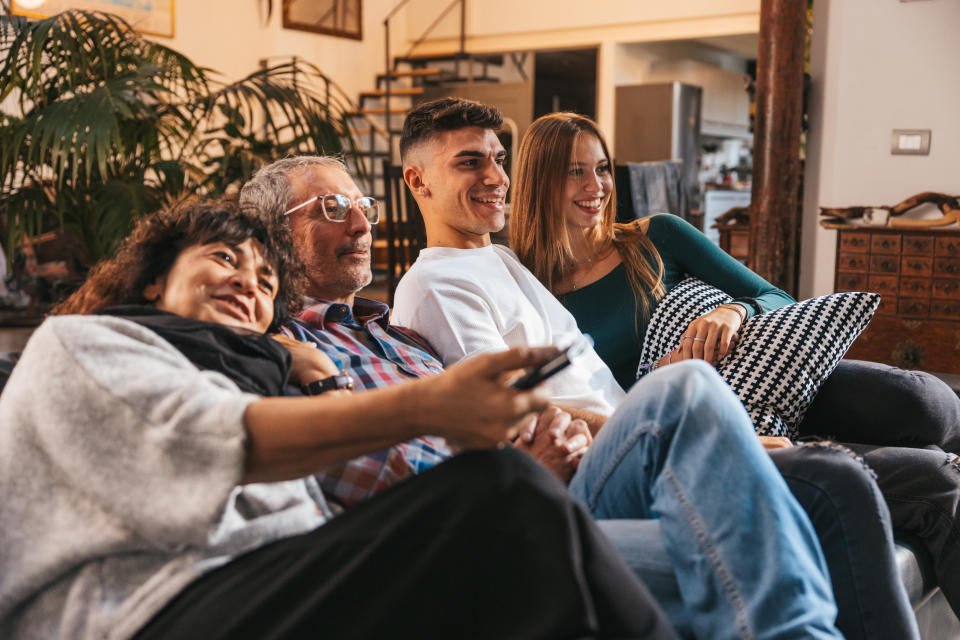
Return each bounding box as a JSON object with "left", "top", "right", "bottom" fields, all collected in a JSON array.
[{"left": 750, "top": 0, "right": 807, "bottom": 295}]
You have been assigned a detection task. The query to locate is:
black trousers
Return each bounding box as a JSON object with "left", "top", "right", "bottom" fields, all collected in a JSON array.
[
  {"left": 135, "top": 448, "right": 677, "bottom": 640},
  {"left": 770, "top": 444, "right": 919, "bottom": 639},
  {"left": 800, "top": 359, "right": 960, "bottom": 452},
  {"left": 798, "top": 359, "right": 960, "bottom": 617},
  {"left": 850, "top": 443, "right": 960, "bottom": 615}
]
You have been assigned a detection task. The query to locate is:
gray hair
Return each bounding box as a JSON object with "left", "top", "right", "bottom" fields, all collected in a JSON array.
[{"left": 239, "top": 155, "right": 349, "bottom": 220}]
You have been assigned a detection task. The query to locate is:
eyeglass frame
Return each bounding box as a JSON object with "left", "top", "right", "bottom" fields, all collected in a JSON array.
[{"left": 283, "top": 193, "right": 381, "bottom": 225}]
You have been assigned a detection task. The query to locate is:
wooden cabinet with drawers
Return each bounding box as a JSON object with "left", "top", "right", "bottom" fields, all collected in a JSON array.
[{"left": 831, "top": 225, "right": 960, "bottom": 373}]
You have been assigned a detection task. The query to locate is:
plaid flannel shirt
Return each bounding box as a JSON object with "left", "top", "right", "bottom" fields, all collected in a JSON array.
[{"left": 284, "top": 296, "right": 452, "bottom": 508}]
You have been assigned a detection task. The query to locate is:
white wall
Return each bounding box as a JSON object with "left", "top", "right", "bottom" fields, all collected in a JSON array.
[
  {"left": 144, "top": 0, "right": 401, "bottom": 104},
  {"left": 141, "top": 2, "right": 761, "bottom": 141},
  {"left": 402, "top": 0, "right": 759, "bottom": 52},
  {"left": 800, "top": 0, "right": 960, "bottom": 297},
  {"left": 396, "top": 0, "right": 759, "bottom": 136}
]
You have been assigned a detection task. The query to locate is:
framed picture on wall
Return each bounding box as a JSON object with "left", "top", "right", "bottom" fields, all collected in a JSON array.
[
  {"left": 10, "top": 0, "right": 175, "bottom": 38},
  {"left": 283, "top": 0, "right": 362, "bottom": 40}
]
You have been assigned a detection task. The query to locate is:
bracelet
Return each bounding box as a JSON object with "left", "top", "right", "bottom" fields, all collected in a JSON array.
[
  {"left": 303, "top": 371, "right": 355, "bottom": 395},
  {"left": 719, "top": 303, "right": 747, "bottom": 324},
  {"left": 657, "top": 351, "right": 672, "bottom": 370}
]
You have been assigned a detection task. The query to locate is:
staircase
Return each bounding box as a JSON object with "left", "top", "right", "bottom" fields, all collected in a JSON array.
[{"left": 343, "top": 0, "right": 503, "bottom": 286}]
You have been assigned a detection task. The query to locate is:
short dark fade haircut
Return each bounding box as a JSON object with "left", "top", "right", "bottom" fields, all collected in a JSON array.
[
  {"left": 54, "top": 196, "right": 306, "bottom": 333},
  {"left": 399, "top": 97, "right": 503, "bottom": 163}
]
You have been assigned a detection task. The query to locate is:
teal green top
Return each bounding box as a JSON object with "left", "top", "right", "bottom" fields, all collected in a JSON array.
[{"left": 558, "top": 214, "right": 795, "bottom": 389}]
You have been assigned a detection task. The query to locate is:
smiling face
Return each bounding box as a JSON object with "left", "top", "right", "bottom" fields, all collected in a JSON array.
[
  {"left": 144, "top": 238, "right": 279, "bottom": 333},
  {"left": 404, "top": 126, "right": 508, "bottom": 248},
  {"left": 562, "top": 133, "right": 613, "bottom": 233},
  {"left": 285, "top": 164, "right": 373, "bottom": 303}
]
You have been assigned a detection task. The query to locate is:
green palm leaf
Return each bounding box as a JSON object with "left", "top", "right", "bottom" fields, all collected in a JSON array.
[{"left": 0, "top": 9, "right": 364, "bottom": 273}]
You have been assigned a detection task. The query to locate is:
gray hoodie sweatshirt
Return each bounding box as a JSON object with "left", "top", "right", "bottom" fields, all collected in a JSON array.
[{"left": 0, "top": 316, "right": 332, "bottom": 640}]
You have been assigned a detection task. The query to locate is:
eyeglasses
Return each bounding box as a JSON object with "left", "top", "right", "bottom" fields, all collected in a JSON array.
[{"left": 283, "top": 193, "right": 380, "bottom": 224}]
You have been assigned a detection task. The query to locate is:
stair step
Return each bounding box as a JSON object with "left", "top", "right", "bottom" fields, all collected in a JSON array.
[
  {"left": 378, "top": 68, "right": 442, "bottom": 80},
  {"left": 394, "top": 52, "right": 503, "bottom": 65},
  {"left": 360, "top": 88, "right": 424, "bottom": 99},
  {"left": 349, "top": 125, "right": 388, "bottom": 137}
]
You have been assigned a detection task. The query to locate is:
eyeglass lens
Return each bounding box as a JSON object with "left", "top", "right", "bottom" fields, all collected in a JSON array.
[{"left": 322, "top": 194, "right": 380, "bottom": 224}]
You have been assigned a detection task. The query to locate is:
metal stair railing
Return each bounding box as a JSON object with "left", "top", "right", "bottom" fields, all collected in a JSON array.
[{"left": 382, "top": 0, "right": 466, "bottom": 163}]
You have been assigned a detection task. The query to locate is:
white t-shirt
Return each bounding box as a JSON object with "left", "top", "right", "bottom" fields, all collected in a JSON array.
[{"left": 392, "top": 244, "right": 625, "bottom": 416}]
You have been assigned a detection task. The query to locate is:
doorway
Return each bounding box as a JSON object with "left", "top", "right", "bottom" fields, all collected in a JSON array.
[{"left": 533, "top": 48, "right": 598, "bottom": 119}]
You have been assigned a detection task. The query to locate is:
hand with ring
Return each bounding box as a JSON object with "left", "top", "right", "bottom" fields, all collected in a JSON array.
[{"left": 675, "top": 304, "right": 745, "bottom": 366}]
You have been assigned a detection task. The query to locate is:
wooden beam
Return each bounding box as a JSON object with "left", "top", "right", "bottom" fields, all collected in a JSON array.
[{"left": 749, "top": 0, "right": 807, "bottom": 295}]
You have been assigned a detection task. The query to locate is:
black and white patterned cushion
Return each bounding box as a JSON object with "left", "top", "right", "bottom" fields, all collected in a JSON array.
[{"left": 638, "top": 278, "right": 880, "bottom": 439}]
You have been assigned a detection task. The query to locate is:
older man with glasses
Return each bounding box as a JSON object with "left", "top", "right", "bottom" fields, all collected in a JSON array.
[{"left": 240, "top": 156, "right": 455, "bottom": 502}]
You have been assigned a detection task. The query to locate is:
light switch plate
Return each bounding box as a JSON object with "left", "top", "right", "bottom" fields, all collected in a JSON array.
[{"left": 891, "top": 129, "right": 931, "bottom": 155}]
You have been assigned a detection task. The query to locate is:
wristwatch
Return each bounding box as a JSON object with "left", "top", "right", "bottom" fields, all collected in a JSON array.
[{"left": 303, "top": 371, "right": 355, "bottom": 395}]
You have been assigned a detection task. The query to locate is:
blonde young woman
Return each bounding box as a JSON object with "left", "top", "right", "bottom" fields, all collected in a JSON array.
[
  {"left": 510, "top": 112, "right": 793, "bottom": 389},
  {"left": 510, "top": 111, "right": 960, "bottom": 634}
]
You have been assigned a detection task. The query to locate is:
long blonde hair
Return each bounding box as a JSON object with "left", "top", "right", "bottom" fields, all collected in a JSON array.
[{"left": 511, "top": 112, "right": 665, "bottom": 317}]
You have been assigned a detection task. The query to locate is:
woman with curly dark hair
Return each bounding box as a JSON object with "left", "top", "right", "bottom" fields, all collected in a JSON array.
[
  {"left": 0, "top": 198, "right": 675, "bottom": 640},
  {"left": 53, "top": 195, "right": 305, "bottom": 332}
]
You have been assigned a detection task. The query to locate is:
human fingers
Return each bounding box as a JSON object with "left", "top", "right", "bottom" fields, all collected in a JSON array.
[
  {"left": 515, "top": 413, "right": 538, "bottom": 444},
  {"left": 270, "top": 334, "right": 340, "bottom": 382},
  {"left": 464, "top": 346, "right": 560, "bottom": 384},
  {"left": 545, "top": 407, "right": 572, "bottom": 440},
  {"left": 421, "top": 363, "right": 549, "bottom": 444},
  {"left": 561, "top": 419, "right": 592, "bottom": 455},
  {"left": 717, "top": 324, "right": 737, "bottom": 362},
  {"left": 658, "top": 345, "right": 683, "bottom": 367},
  {"left": 703, "top": 324, "right": 720, "bottom": 364},
  {"left": 270, "top": 333, "right": 313, "bottom": 355},
  {"left": 691, "top": 323, "right": 708, "bottom": 360},
  {"left": 758, "top": 435, "right": 794, "bottom": 450},
  {"left": 679, "top": 332, "right": 694, "bottom": 360}
]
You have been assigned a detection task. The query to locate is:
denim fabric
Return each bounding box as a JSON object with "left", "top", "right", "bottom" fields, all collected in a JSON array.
[
  {"left": 570, "top": 361, "right": 841, "bottom": 640},
  {"left": 769, "top": 444, "right": 920, "bottom": 640},
  {"left": 595, "top": 444, "right": 921, "bottom": 640}
]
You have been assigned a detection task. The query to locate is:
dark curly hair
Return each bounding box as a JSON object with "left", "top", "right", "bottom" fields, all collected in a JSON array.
[
  {"left": 53, "top": 197, "right": 306, "bottom": 332},
  {"left": 399, "top": 97, "right": 503, "bottom": 163}
]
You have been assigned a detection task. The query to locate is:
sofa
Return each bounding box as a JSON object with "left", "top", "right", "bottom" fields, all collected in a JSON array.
[{"left": 1, "top": 351, "right": 957, "bottom": 637}]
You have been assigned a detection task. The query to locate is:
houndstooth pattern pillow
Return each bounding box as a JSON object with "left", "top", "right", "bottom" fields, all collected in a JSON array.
[{"left": 639, "top": 278, "right": 880, "bottom": 439}]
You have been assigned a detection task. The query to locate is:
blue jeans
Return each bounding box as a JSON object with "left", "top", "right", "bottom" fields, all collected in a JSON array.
[
  {"left": 594, "top": 445, "right": 921, "bottom": 640},
  {"left": 569, "top": 361, "right": 840, "bottom": 640}
]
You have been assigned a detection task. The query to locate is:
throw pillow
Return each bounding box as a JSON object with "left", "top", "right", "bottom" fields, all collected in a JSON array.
[{"left": 638, "top": 278, "right": 880, "bottom": 439}]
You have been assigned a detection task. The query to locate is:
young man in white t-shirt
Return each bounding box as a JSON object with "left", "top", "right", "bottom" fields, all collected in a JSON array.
[{"left": 389, "top": 98, "right": 846, "bottom": 640}]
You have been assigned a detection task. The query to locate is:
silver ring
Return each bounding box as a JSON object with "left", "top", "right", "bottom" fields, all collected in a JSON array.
[
  {"left": 681, "top": 335, "right": 694, "bottom": 341},
  {"left": 692, "top": 337, "right": 707, "bottom": 342}
]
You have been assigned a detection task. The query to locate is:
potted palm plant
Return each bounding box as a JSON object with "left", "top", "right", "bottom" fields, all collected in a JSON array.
[{"left": 0, "top": 9, "right": 364, "bottom": 313}]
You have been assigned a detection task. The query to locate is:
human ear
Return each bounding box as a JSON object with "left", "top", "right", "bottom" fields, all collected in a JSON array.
[
  {"left": 142, "top": 276, "right": 166, "bottom": 303},
  {"left": 403, "top": 165, "right": 429, "bottom": 198}
]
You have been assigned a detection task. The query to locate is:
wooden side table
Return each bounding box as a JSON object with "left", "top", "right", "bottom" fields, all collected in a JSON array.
[
  {"left": 824, "top": 221, "right": 960, "bottom": 373},
  {"left": 714, "top": 206, "right": 751, "bottom": 263}
]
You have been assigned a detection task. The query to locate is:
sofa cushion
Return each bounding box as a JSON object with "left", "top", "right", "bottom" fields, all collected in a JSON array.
[
  {"left": 898, "top": 541, "right": 960, "bottom": 638},
  {"left": 639, "top": 278, "right": 880, "bottom": 439}
]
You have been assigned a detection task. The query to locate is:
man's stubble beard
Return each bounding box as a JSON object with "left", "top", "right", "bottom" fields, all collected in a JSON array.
[{"left": 306, "top": 253, "right": 372, "bottom": 299}]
